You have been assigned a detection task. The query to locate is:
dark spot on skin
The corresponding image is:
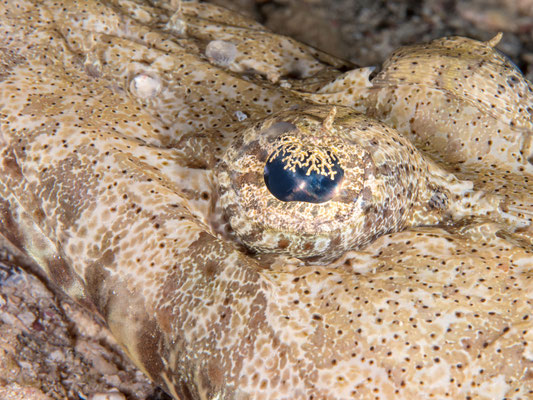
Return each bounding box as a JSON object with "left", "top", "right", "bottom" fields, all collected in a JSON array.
[
  {"left": 336, "top": 187, "right": 359, "bottom": 203},
  {"left": 240, "top": 229, "right": 264, "bottom": 248},
  {"left": 360, "top": 187, "right": 373, "bottom": 205},
  {"left": 46, "top": 251, "right": 80, "bottom": 295},
  {"left": 240, "top": 140, "right": 262, "bottom": 158},
  {"left": 1, "top": 150, "right": 22, "bottom": 176},
  {"left": 284, "top": 69, "right": 304, "bottom": 79},
  {"left": 329, "top": 235, "right": 341, "bottom": 248},
  {"left": 305, "top": 253, "right": 327, "bottom": 263},
  {"left": 84, "top": 62, "right": 102, "bottom": 78},
  {"left": 379, "top": 162, "right": 394, "bottom": 176},
  {"left": 406, "top": 184, "right": 414, "bottom": 200},
  {"left": 237, "top": 171, "right": 261, "bottom": 186},
  {"left": 203, "top": 260, "right": 220, "bottom": 278},
  {"left": 278, "top": 239, "right": 290, "bottom": 249},
  {"left": 303, "top": 242, "right": 313, "bottom": 251},
  {"left": 200, "top": 361, "right": 225, "bottom": 393},
  {"left": 257, "top": 148, "right": 269, "bottom": 162},
  {"left": 363, "top": 215, "right": 373, "bottom": 230},
  {"left": 429, "top": 190, "right": 448, "bottom": 210},
  {"left": 363, "top": 155, "right": 377, "bottom": 179}
]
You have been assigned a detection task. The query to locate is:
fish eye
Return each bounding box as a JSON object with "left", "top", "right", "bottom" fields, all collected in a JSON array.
[
  {"left": 264, "top": 147, "right": 344, "bottom": 203},
  {"left": 217, "top": 105, "right": 429, "bottom": 262}
]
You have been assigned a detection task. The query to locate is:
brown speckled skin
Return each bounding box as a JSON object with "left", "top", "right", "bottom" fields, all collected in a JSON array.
[
  {"left": 217, "top": 105, "right": 501, "bottom": 263},
  {"left": 303, "top": 34, "right": 533, "bottom": 233},
  {"left": 0, "top": 1, "right": 532, "bottom": 400}
]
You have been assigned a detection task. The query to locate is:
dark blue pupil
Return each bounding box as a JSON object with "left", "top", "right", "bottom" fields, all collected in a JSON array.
[{"left": 264, "top": 151, "right": 344, "bottom": 203}]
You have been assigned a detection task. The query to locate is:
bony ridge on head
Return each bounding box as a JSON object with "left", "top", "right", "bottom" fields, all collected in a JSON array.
[{"left": 322, "top": 105, "right": 337, "bottom": 131}]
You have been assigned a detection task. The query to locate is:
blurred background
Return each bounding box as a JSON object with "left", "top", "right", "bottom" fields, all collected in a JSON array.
[{"left": 208, "top": 0, "right": 533, "bottom": 80}]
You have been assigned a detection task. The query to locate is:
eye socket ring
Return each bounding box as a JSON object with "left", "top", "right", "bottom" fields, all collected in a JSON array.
[{"left": 217, "top": 105, "right": 427, "bottom": 262}]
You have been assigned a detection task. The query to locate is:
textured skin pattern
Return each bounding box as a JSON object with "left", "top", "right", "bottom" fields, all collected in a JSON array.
[
  {"left": 0, "top": 1, "right": 532, "bottom": 400},
  {"left": 218, "top": 105, "right": 501, "bottom": 263},
  {"left": 301, "top": 34, "right": 533, "bottom": 233},
  {"left": 307, "top": 34, "right": 533, "bottom": 170}
]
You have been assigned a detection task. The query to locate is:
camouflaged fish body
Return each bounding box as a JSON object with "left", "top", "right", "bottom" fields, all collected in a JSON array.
[
  {"left": 304, "top": 34, "right": 533, "bottom": 172},
  {"left": 217, "top": 105, "right": 499, "bottom": 263},
  {"left": 0, "top": 1, "right": 532, "bottom": 400},
  {"left": 301, "top": 33, "right": 533, "bottom": 235}
]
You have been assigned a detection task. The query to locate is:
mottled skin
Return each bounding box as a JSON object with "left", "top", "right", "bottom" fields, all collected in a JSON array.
[
  {"left": 300, "top": 33, "right": 533, "bottom": 232},
  {"left": 0, "top": 1, "right": 532, "bottom": 400},
  {"left": 218, "top": 105, "right": 502, "bottom": 263}
]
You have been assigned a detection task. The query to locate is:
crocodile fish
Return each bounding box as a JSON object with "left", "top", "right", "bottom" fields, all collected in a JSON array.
[{"left": 0, "top": 1, "right": 531, "bottom": 399}]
